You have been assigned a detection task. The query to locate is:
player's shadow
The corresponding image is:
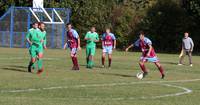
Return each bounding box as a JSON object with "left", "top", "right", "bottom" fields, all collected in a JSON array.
[
  {"left": 100, "top": 73, "right": 135, "bottom": 78},
  {"left": 79, "top": 64, "right": 102, "bottom": 69},
  {"left": 162, "top": 61, "right": 178, "bottom": 65},
  {"left": 1, "top": 65, "right": 27, "bottom": 73}
]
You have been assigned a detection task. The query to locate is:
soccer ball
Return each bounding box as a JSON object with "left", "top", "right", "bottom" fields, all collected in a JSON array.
[{"left": 136, "top": 72, "right": 143, "bottom": 79}]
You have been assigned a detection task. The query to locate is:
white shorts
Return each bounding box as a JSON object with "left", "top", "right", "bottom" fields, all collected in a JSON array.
[
  {"left": 140, "top": 56, "right": 159, "bottom": 63},
  {"left": 103, "top": 46, "right": 113, "bottom": 54},
  {"left": 70, "top": 48, "right": 78, "bottom": 55}
]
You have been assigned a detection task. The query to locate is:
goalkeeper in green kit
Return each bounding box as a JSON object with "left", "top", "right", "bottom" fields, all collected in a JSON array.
[
  {"left": 26, "top": 22, "right": 47, "bottom": 74},
  {"left": 84, "top": 27, "right": 99, "bottom": 69}
]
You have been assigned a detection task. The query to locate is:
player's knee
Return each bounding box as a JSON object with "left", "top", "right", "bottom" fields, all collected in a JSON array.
[
  {"left": 38, "top": 54, "right": 43, "bottom": 58},
  {"left": 155, "top": 62, "right": 161, "bottom": 67},
  {"left": 71, "top": 54, "right": 76, "bottom": 57},
  {"left": 108, "top": 55, "right": 112, "bottom": 59},
  {"left": 31, "top": 58, "right": 36, "bottom": 63},
  {"left": 139, "top": 62, "right": 144, "bottom": 65}
]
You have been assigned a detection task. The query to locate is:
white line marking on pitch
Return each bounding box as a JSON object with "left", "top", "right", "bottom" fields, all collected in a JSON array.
[{"left": 0, "top": 79, "right": 199, "bottom": 100}]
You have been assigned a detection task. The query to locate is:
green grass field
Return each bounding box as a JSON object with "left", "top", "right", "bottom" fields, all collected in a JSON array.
[{"left": 0, "top": 47, "right": 200, "bottom": 105}]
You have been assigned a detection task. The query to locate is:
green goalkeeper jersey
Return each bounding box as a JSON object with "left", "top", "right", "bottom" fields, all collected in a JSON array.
[
  {"left": 85, "top": 31, "right": 99, "bottom": 47},
  {"left": 38, "top": 30, "right": 47, "bottom": 47},
  {"left": 26, "top": 28, "right": 46, "bottom": 46}
]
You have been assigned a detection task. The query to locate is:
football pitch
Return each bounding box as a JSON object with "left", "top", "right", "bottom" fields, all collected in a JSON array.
[{"left": 0, "top": 47, "right": 200, "bottom": 105}]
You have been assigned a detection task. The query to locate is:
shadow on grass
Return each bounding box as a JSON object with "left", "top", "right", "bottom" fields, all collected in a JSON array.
[
  {"left": 79, "top": 64, "right": 102, "bottom": 69},
  {"left": 162, "top": 62, "right": 178, "bottom": 65},
  {"left": 8, "top": 65, "right": 27, "bottom": 69},
  {"left": 1, "top": 65, "right": 28, "bottom": 73},
  {"left": 100, "top": 72, "right": 135, "bottom": 78}
]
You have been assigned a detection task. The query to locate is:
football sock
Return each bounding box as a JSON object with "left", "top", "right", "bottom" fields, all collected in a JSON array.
[
  {"left": 86, "top": 57, "right": 89, "bottom": 65},
  {"left": 37, "top": 58, "right": 43, "bottom": 70},
  {"left": 158, "top": 66, "right": 164, "bottom": 75},
  {"left": 139, "top": 63, "right": 147, "bottom": 73},
  {"left": 102, "top": 57, "right": 105, "bottom": 66},
  {"left": 32, "top": 60, "right": 36, "bottom": 69},
  {"left": 108, "top": 58, "right": 112, "bottom": 67},
  {"left": 71, "top": 57, "right": 75, "bottom": 67},
  {"left": 74, "top": 57, "right": 79, "bottom": 67}
]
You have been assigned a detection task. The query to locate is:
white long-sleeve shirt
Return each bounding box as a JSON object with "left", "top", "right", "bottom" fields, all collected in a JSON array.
[{"left": 182, "top": 37, "right": 194, "bottom": 51}]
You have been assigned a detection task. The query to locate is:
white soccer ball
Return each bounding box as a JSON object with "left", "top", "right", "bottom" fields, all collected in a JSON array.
[{"left": 136, "top": 72, "right": 143, "bottom": 79}]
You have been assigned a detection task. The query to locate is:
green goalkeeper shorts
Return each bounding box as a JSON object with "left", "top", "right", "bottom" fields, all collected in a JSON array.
[
  {"left": 29, "top": 43, "right": 43, "bottom": 58},
  {"left": 86, "top": 46, "right": 96, "bottom": 56}
]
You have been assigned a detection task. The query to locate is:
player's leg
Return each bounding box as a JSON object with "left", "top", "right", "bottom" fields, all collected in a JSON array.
[
  {"left": 187, "top": 51, "right": 193, "bottom": 66},
  {"left": 139, "top": 61, "right": 148, "bottom": 77},
  {"left": 107, "top": 46, "right": 113, "bottom": 69},
  {"left": 71, "top": 48, "right": 79, "bottom": 70},
  {"left": 102, "top": 47, "right": 107, "bottom": 68},
  {"left": 37, "top": 52, "right": 44, "bottom": 74},
  {"left": 154, "top": 62, "right": 165, "bottom": 79},
  {"left": 28, "top": 49, "right": 36, "bottom": 70},
  {"left": 28, "top": 57, "right": 36, "bottom": 73},
  {"left": 28, "top": 46, "right": 37, "bottom": 73},
  {"left": 36, "top": 45, "right": 45, "bottom": 74},
  {"left": 178, "top": 50, "right": 186, "bottom": 65},
  {"left": 108, "top": 54, "right": 112, "bottom": 68},
  {"left": 88, "top": 47, "right": 96, "bottom": 68},
  {"left": 86, "top": 47, "right": 91, "bottom": 68}
]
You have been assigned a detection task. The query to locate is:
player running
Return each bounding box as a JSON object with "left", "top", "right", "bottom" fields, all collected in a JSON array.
[
  {"left": 36, "top": 22, "right": 47, "bottom": 75},
  {"left": 63, "top": 23, "right": 81, "bottom": 70},
  {"left": 101, "top": 28, "right": 116, "bottom": 69},
  {"left": 26, "top": 22, "right": 39, "bottom": 73},
  {"left": 26, "top": 22, "right": 47, "bottom": 74},
  {"left": 84, "top": 26, "right": 99, "bottom": 69},
  {"left": 125, "top": 31, "right": 165, "bottom": 79}
]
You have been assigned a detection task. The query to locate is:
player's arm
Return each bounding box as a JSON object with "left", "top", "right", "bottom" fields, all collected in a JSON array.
[
  {"left": 147, "top": 44, "right": 153, "bottom": 57},
  {"left": 63, "top": 35, "right": 69, "bottom": 50},
  {"left": 84, "top": 33, "right": 91, "bottom": 41},
  {"left": 125, "top": 44, "right": 134, "bottom": 52},
  {"left": 26, "top": 31, "right": 32, "bottom": 45},
  {"left": 112, "top": 34, "right": 117, "bottom": 49},
  {"left": 63, "top": 42, "right": 68, "bottom": 50},
  {"left": 101, "top": 34, "right": 104, "bottom": 48},
  {"left": 73, "top": 30, "right": 81, "bottom": 50},
  {"left": 94, "top": 33, "right": 99, "bottom": 42},
  {"left": 101, "top": 38, "right": 104, "bottom": 48},
  {"left": 190, "top": 38, "right": 194, "bottom": 52},
  {"left": 77, "top": 36, "right": 81, "bottom": 50},
  {"left": 43, "top": 33, "right": 47, "bottom": 49},
  {"left": 113, "top": 39, "right": 116, "bottom": 49}
]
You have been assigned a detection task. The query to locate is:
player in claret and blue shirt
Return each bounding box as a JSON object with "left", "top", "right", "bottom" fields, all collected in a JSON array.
[
  {"left": 126, "top": 31, "right": 165, "bottom": 79},
  {"left": 101, "top": 28, "right": 116, "bottom": 69},
  {"left": 64, "top": 23, "right": 81, "bottom": 70}
]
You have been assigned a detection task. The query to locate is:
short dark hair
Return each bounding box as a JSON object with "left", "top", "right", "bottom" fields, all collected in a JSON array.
[
  {"left": 139, "top": 31, "right": 145, "bottom": 35},
  {"left": 32, "top": 22, "right": 38, "bottom": 26},
  {"left": 184, "top": 32, "right": 189, "bottom": 34},
  {"left": 38, "top": 22, "right": 45, "bottom": 26},
  {"left": 91, "top": 26, "right": 96, "bottom": 29},
  {"left": 66, "top": 23, "right": 72, "bottom": 26}
]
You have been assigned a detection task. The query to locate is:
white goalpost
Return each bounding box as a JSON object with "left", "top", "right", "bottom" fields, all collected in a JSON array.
[{"left": 31, "top": 0, "right": 64, "bottom": 24}]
